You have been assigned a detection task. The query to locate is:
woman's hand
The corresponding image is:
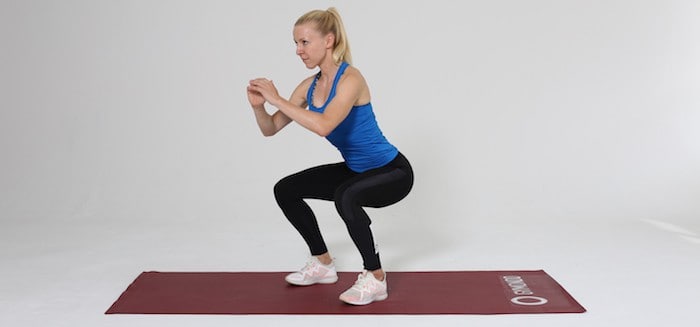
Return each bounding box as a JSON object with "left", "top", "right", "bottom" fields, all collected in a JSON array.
[
  {"left": 248, "top": 78, "right": 282, "bottom": 107},
  {"left": 246, "top": 85, "right": 266, "bottom": 108}
]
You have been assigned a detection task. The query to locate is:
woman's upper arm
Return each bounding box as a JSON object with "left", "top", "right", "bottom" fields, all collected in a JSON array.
[
  {"left": 270, "top": 77, "right": 312, "bottom": 129},
  {"left": 290, "top": 76, "right": 312, "bottom": 108}
]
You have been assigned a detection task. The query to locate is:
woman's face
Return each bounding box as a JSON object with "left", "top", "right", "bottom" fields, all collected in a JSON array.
[{"left": 293, "top": 23, "right": 332, "bottom": 69}]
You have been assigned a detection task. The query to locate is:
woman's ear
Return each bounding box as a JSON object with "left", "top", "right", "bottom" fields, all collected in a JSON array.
[{"left": 325, "top": 33, "right": 335, "bottom": 49}]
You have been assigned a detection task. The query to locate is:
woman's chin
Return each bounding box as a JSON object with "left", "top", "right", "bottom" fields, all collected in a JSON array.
[{"left": 302, "top": 60, "right": 316, "bottom": 69}]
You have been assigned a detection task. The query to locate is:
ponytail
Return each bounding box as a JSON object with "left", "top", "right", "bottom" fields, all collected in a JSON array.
[{"left": 295, "top": 7, "right": 353, "bottom": 65}]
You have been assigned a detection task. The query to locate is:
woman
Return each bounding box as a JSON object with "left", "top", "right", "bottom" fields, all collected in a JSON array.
[{"left": 246, "top": 7, "right": 414, "bottom": 306}]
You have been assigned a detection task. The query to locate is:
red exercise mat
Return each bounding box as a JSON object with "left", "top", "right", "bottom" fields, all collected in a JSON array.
[{"left": 106, "top": 270, "right": 585, "bottom": 315}]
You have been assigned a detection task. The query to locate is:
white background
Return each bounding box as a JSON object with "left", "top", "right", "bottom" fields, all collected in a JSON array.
[{"left": 1, "top": 0, "right": 699, "bottom": 326}]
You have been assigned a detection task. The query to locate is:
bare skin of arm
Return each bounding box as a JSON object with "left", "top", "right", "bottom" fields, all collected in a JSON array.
[{"left": 247, "top": 67, "right": 368, "bottom": 137}]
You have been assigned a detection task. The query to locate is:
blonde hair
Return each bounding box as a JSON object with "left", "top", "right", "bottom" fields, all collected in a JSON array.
[{"left": 295, "top": 7, "right": 352, "bottom": 65}]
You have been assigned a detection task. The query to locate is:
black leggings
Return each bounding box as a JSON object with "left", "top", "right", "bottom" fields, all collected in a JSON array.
[{"left": 274, "top": 152, "right": 414, "bottom": 271}]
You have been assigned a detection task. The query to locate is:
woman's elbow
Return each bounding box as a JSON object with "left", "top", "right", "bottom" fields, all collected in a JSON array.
[
  {"left": 315, "top": 126, "right": 333, "bottom": 137},
  {"left": 260, "top": 128, "right": 277, "bottom": 137}
]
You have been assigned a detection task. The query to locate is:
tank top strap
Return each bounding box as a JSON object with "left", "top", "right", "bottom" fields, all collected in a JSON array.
[
  {"left": 307, "top": 62, "right": 350, "bottom": 111},
  {"left": 328, "top": 62, "right": 349, "bottom": 101},
  {"left": 306, "top": 71, "right": 322, "bottom": 108}
]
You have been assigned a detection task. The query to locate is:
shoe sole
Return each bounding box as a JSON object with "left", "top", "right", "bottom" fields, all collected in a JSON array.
[
  {"left": 340, "top": 292, "right": 388, "bottom": 305},
  {"left": 285, "top": 275, "right": 339, "bottom": 286}
]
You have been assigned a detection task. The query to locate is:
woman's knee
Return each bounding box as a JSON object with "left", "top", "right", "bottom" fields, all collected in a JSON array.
[
  {"left": 334, "top": 185, "right": 363, "bottom": 224},
  {"left": 274, "top": 176, "right": 295, "bottom": 202}
]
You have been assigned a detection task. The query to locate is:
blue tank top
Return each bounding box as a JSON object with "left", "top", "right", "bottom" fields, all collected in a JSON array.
[{"left": 307, "top": 62, "right": 398, "bottom": 173}]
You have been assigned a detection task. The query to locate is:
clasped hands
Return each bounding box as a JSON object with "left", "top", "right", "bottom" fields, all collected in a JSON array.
[{"left": 247, "top": 78, "right": 282, "bottom": 107}]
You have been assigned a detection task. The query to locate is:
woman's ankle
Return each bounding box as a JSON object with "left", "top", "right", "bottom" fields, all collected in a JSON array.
[
  {"left": 315, "top": 253, "right": 333, "bottom": 265},
  {"left": 370, "top": 269, "right": 385, "bottom": 281}
]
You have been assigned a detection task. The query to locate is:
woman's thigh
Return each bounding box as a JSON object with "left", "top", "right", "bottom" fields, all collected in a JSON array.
[
  {"left": 336, "top": 163, "right": 413, "bottom": 208},
  {"left": 276, "top": 162, "right": 357, "bottom": 201}
]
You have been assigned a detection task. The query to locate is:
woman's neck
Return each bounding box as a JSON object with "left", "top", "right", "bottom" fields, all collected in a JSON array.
[{"left": 318, "top": 61, "right": 341, "bottom": 84}]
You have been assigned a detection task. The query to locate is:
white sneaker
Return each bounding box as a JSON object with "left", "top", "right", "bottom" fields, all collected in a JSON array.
[
  {"left": 339, "top": 271, "right": 388, "bottom": 305},
  {"left": 285, "top": 257, "right": 338, "bottom": 286}
]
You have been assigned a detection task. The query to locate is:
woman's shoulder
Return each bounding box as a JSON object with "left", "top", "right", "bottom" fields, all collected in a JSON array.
[
  {"left": 293, "top": 73, "right": 318, "bottom": 93},
  {"left": 289, "top": 73, "right": 319, "bottom": 106},
  {"left": 300, "top": 72, "right": 318, "bottom": 87},
  {"left": 340, "top": 65, "right": 367, "bottom": 86},
  {"left": 344, "top": 64, "right": 363, "bottom": 77},
  {"left": 341, "top": 65, "right": 371, "bottom": 104}
]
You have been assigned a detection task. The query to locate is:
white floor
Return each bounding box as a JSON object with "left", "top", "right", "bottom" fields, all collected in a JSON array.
[{"left": 1, "top": 198, "right": 698, "bottom": 327}]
